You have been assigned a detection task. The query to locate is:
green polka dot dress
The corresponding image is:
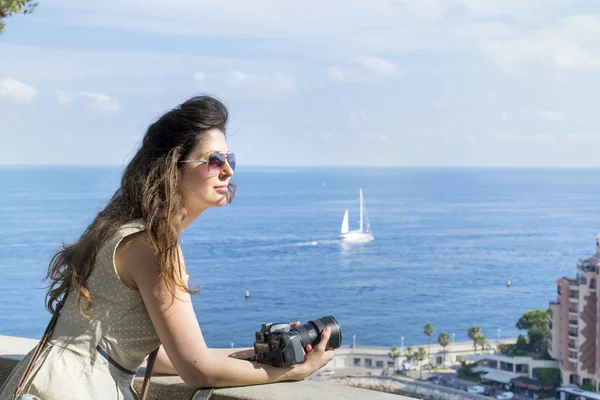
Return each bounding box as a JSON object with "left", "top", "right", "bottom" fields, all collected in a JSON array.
[{"left": 1, "top": 220, "right": 161, "bottom": 400}]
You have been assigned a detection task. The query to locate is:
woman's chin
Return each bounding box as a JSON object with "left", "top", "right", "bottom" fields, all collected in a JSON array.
[{"left": 214, "top": 194, "right": 228, "bottom": 206}]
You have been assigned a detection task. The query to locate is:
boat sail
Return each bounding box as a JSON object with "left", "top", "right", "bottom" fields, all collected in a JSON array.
[{"left": 340, "top": 189, "right": 374, "bottom": 243}]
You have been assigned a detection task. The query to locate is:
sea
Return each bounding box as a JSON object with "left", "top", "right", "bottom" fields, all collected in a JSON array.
[{"left": 1, "top": 166, "right": 599, "bottom": 349}]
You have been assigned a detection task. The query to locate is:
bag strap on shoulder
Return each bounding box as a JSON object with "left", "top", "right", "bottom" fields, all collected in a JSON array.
[
  {"left": 140, "top": 347, "right": 159, "bottom": 400},
  {"left": 12, "top": 294, "right": 160, "bottom": 400},
  {"left": 11, "top": 296, "right": 66, "bottom": 400}
]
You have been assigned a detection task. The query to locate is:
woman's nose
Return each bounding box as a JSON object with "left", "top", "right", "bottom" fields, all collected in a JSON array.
[{"left": 221, "top": 161, "right": 234, "bottom": 177}]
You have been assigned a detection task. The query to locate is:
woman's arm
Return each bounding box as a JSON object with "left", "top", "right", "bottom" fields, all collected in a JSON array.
[
  {"left": 153, "top": 345, "right": 178, "bottom": 375},
  {"left": 153, "top": 346, "right": 254, "bottom": 375},
  {"left": 121, "top": 235, "right": 334, "bottom": 388}
]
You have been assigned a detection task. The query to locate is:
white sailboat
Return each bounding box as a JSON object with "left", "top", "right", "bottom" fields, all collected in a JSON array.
[{"left": 340, "top": 189, "right": 374, "bottom": 243}]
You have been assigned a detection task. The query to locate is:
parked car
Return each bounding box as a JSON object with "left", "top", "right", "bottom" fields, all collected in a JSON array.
[
  {"left": 402, "top": 362, "right": 418, "bottom": 371},
  {"left": 427, "top": 375, "right": 442, "bottom": 384},
  {"left": 316, "top": 370, "right": 335, "bottom": 377},
  {"left": 466, "top": 385, "right": 485, "bottom": 394},
  {"left": 496, "top": 392, "right": 514, "bottom": 400}
]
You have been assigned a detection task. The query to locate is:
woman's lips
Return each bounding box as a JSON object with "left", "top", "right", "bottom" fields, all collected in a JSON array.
[{"left": 215, "top": 185, "right": 228, "bottom": 194}]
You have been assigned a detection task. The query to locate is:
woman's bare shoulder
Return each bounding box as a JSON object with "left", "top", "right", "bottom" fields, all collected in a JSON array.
[{"left": 114, "top": 231, "right": 159, "bottom": 289}]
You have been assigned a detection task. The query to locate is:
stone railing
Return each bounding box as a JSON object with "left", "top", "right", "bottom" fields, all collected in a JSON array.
[{"left": 0, "top": 335, "right": 410, "bottom": 400}]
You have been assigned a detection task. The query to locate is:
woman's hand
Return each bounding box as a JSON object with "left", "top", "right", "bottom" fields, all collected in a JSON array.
[{"left": 295, "top": 327, "right": 336, "bottom": 378}]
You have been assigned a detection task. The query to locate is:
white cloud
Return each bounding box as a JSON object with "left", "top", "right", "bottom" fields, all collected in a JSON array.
[
  {"left": 56, "top": 90, "right": 75, "bottom": 105},
  {"left": 327, "top": 66, "right": 360, "bottom": 83},
  {"left": 43, "top": 0, "right": 533, "bottom": 57},
  {"left": 56, "top": 90, "right": 120, "bottom": 112},
  {"left": 488, "top": 131, "right": 527, "bottom": 142},
  {"left": 328, "top": 56, "right": 398, "bottom": 83},
  {"left": 49, "top": 0, "right": 552, "bottom": 37},
  {"left": 226, "top": 71, "right": 296, "bottom": 97},
  {"left": 193, "top": 71, "right": 206, "bottom": 82},
  {"left": 478, "top": 15, "right": 600, "bottom": 74},
  {"left": 534, "top": 110, "right": 565, "bottom": 121},
  {"left": 0, "top": 43, "right": 257, "bottom": 84},
  {"left": 566, "top": 132, "right": 600, "bottom": 143},
  {"left": 350, "top": 110, "right": 368, "bottom": 123},
  {"left": 80, "top": 92, "right": 120, "bottom": 113},
  {"left": 488, "top": 130, "right": 559, "bottom": 143},
  {"left": 29, "top": 1, "right": 598, "bottom": 78},
  {"left": 304, "top": 131, "right": 335, "bottom": 140},
  {"left": 500, "top": 111, "right": 509, "bottom": 120},
  {"left": 354, "top": 56, "right": 398, "bottom": 77},
  {"left": 0, "top": 79, "right": 37, "bottom": 103},
  {"left": 393, "top": 0, "right": 570, "bottom": 22},
  {"left": 359, "top": 132, "right": 390, "bottom": 143}
]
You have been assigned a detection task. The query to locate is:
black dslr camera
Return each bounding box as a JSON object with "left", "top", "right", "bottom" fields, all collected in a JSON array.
[{"left": 253, "top": 316, "right": 342, "bottom": 368}]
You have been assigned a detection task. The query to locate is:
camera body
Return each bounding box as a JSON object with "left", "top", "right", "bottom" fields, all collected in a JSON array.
[
  {"left": 253, "top": 323, "right": 306, "bottom": 368},
  {"left": 253, "top": 316, "right": 342, "bottom": 368}
]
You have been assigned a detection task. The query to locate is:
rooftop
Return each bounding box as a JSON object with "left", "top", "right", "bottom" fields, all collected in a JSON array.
[{"left": 577, "top": 258, "right": 598, "bottom": 273}]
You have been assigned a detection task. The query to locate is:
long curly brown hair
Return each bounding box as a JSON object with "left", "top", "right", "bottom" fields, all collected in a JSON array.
[{"left": 44, "top": 95, "right": 235, "bottom": 316}]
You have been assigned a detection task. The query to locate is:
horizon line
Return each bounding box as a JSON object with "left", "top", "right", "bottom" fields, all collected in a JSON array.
[{"left": 3, "top": 163, "right": 600, "bottom": 169}]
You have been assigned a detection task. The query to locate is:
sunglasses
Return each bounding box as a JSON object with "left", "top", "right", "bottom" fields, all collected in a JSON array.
[{"left": 181, "top": 152, "right": 236, "bottom": 175}]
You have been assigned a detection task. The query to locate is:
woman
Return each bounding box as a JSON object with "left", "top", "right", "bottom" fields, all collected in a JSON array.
[{"left": 0, "top": 95, "right": 335, "bottom": 399}]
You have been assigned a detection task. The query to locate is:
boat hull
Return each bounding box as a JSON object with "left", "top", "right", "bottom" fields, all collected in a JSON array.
[{"left": 340, "top": 230, "right": 374, "bottom": 243}]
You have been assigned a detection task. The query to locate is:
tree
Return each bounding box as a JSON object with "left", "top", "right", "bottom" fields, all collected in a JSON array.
[
  {"left": 388, "top": 346, "right": 400, "bottom": 374},
  {"left": 0, "top": 0, "right": 38, "bottom": 33},
  {"left": 438, "top": 332, "right": 450, "bottom": 367},
  {"left": 516, "top": 334, "right": 528, "bottom": 352},
  {"left": 424, "top": 323, "right": 433, "bottom": 367},
  {"left": 414, "top": 347, "right": 427, "bottom": 379},
  {"left": 528, "top": 326, "right": 548, "bottom": 354},
  {"left": 404, "top": 346, "right": 414, "bottom": 367},
  {"left": 516, "top": 309, "right": 548, "bottom": 331},
  {"left": 535, "top": 368, "right": 561, "bottom": 386},
  {"left": 517, "top": 309, "right": 549, "bottom": 355},
  {"left": 475, "top": 334, "right": 490, "bottom": 353},
  {"left": 468, "top": 326, "right": 482, "bottom": 354}
]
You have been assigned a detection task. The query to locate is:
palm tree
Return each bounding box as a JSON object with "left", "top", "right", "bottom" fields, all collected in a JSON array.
[
  {"left": 475, "top": 334, "right": 490, "bottom": 353},
  {"left": 416, "top": 347, "right": 427, "bottom": 380},
  {"left": 468, "top": 326, "right": 482, "bottom": 355},
  {"left": 388, "top": 346, "right": 400, "bottom": 374},
  {"left": 404, "top": 346, "right": 414, "bottom": 370},
  {"left": 438, "top": 332, "right": 450, "bottom": 367},
  {"left": 424, "top": 323, "right": 433, "bottom": 368}
]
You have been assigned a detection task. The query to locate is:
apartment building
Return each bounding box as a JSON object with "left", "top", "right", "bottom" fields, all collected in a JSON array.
[{"left": 548, "top": 236, "right": 599, "bottom": 389}]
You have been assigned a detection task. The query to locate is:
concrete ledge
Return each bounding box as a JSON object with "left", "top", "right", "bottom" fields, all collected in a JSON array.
[
  {"left": 133, "top": 378, "right": 406, "bottom": 400},
  {"left": 1, "top": 335, "right": 412, "bottom": 399}
]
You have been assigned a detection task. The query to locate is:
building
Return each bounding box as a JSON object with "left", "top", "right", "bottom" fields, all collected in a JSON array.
[
  {"left": 466, "top": 353, "right": 559, "bottom": 385},
  {"left": 328, "top": 339, "right": 515, "bottom": 372},
  {"left": 548, "top": 236, "right": 599, "bottom": 389},
  {"left": 556, "top": 387, "right": 600, "bottom": 400}
]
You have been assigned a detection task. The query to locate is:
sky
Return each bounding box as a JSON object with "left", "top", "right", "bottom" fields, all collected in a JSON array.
[{"left": 2, "top": 0, "right": 600, "bottom": 166}]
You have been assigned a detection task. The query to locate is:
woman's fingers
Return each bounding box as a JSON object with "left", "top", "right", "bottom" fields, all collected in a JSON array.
[{"left": 316, "top": 327, "right": 331, "bottom": 352}]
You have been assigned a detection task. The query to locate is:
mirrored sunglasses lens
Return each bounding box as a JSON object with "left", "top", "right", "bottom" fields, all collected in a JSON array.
[
  {"left": 228, "top": 153, "right": 236, "bottom": 171},
  {"left": 207, "top": 153, "right": 226, "bottom": 171}
]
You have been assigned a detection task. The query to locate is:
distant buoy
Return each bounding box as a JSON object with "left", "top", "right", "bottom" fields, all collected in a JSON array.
[
  {"left": 311, "top": 241, "right": 318, "bottom": 246},
  {"left": 245, "top": 290, "right": 250, "bottom": 298},
  {"left": 507, "top": 280, "right": 511, "bottom": 287}
]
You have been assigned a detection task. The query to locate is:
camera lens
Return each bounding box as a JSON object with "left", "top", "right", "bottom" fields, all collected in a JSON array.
[{"left": 292, "top": 316, "right": 342, "bottom": 350}]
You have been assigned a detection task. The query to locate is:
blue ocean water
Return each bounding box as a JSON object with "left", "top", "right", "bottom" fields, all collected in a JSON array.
[{"left": 1, "top": 166, "right": 599, "bottom": 349}]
